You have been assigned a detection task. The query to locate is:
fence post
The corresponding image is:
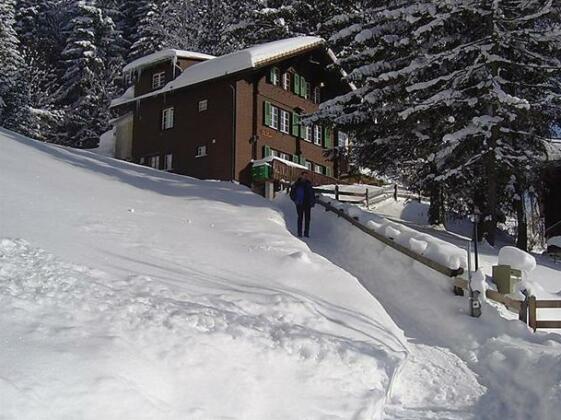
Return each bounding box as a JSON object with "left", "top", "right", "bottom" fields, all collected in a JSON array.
[
  {"left": 335, "top": 184, "right": 340, "bottom": 201},
  {"left": 529, "top": 295, "right": 537, "bottom": 332},
  {"left": 365, "top": 188, "right": 369, "bottom": 209},
  {"left": 519, "top": 290, "right": 529, "bottom": 324}
]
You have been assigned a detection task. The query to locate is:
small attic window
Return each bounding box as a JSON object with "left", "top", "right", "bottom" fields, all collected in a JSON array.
[
  {"left": 269, "top": 67, "right": 280, "bottom": 86},
  {"left": 152, "top": 71, "right": 166, "bottom": 89}
]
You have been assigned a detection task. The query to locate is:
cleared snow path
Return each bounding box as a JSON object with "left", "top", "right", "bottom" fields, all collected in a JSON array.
[
  {"left": 0, "top": 129, "right": 407, "bottom": 419},
  {"left": 277, "top": 194, "right": 561, "bottom": 420}
]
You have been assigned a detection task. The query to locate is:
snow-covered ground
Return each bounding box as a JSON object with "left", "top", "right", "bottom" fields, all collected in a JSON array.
[
  {"left": 1, "top": 128, "right": 561, "bottom": 419},
  {"left": 368, "top": 197, "right": 561, "bottom": 298},
  {"left": 0, "top": 129, "right": 405, "bottom": 419}
]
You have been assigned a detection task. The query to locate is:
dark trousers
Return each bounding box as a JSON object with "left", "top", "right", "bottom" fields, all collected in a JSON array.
[{"left": 296, "top": 205, "right": 311, "bottom": 237}]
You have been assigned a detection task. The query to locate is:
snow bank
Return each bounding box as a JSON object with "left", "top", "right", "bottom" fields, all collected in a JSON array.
[
  {"left": 498, "top": 246, "right": 536, "bottom": 273},
  {"left": 94, "top": 128, "right": 115, "bottom": 157},
  {"left": 321, "top": 195, "right": 467, "bottom": 270},
  {"left": 0, "top": 128, "right": 407, "bottom": 419}
]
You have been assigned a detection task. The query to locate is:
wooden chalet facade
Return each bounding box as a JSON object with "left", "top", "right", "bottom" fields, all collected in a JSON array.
[{"left": 110, "top": 37, "right": 352, "bottom": 195}]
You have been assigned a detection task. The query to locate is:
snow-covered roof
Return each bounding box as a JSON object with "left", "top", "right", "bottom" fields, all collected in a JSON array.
[
  {"left": 110, "top": 86, "right": 135, "bottom": 108},
  {"left": 112, "top": 37, "right": 331, "bottom": 109},
  {"left": 165, "top": 36, "right": 325, "bottom": 92},
  {"left": 123, "top": 49, "right": 214, "bottom": 73}
]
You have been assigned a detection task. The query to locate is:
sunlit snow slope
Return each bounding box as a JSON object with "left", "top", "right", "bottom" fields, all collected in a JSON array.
[{"left": 0, "top": 129, "right": 406, "bottom": 420}]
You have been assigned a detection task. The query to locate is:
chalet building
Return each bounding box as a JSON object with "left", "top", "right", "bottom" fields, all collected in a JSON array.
[
  {"left": 110, "top": 37, "right": 352, "bottom": 196},
  {"left": 544, "top": 141, "right": 561, "bottom": 249}
]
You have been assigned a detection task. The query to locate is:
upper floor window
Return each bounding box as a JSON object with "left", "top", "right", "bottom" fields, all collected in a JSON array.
[
  {"left": 196, "top": 145, "right": 207, "bottom": 157},
  {"left": 124, "top": 72, "right": 132, "bottom": 86},
  {"left": 303, "top": 125, "right": 313, "bottom": 142},
  {"left": 264, "top": 101, "right": 279, "bottom": 130},
  {"left": 313, "top": 125, "right": 322, "bottom": 145},
  {"left": 161, "top": 107, "right": 174, "bottom": 130},
  {"left": 282, "top": 72, "right": 291, "bottom": 90},
  {"left": 280, "top": 110, "right": 290, "bottom": 134},
  {"left": 198, "top": 99, "right": 208, "bottom": 112},
  {"left": 306, "top": 161, "right": 312, "bottom": 171},
  {"left": 152, "top": 71, "right": 166, "bottom": 89},
  {"left": 313, "top": 86, "right": 321, "bottom": 104},
  {"left": 269, "top": 67, "right": 280, "bottom": 86},
  {"left": 305, "top": 82, "right": 312, "bottom": 100}
]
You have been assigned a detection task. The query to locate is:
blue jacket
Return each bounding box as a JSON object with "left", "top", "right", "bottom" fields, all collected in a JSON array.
[{"left": 290, "top": 178, "right": 316, "bottom": 208}]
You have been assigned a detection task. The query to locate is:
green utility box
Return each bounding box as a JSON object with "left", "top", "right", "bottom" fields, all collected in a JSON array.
[
  {"left": 251, "top": 164, "right": 272, "bottom": 182},
  {"left": 492, "top": 265, "right": 522, "bottom": 294}
]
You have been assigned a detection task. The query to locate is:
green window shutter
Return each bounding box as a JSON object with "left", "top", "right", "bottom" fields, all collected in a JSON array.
[
  {"left": 267, "top": 68, "right": 273, "bottom": 83},
  {"left": 264, "top": 101, "right": 272, "bottom": 126},
  {"left": 299, "top": 155, "right": 307, "bottom": 166},
  {"left": 326, "top": 167, "right": 333, "bottom": 177},
  {"left": 263, "top": 145, "right": 272, "bottom": 158},
  {"left": 299, "top": 76, "right": 306, "bottom": 97},
  {"left": 292, "top": 154, "right": 299, "bottom": 163},
  {"left": 324, "top": 127, "right": 332, "bottom": 148},
  {"left": 293, "top": 74, "right": 300, "bottom": 94},
  {"left": 292, "top": 112, "right": 300, "bottom": 137}
]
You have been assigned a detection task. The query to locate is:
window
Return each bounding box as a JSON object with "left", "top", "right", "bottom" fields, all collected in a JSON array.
[
  {"left": 198, "top": 99, "right": 208, "bottom": 112},
  {"left": 303, "top": 125, "right": 312, "bottom": 142},
  {"left": 338, "top": 131, "right": 349, "bottom": 147},
  {"left": 279, "top": 152, "right": 290, "bottom": 161},
  {"left": 306, "top": 82, "right": 312, "bottom": 100},
  {"left": 264, "top": 101, "right": 279, "bottom": 129},
  {"left": 313, "top": 86, "right": 321, "bottom": 104},
  {"left": 271, "top": 149, "right": 279, "bottom": 157},
  {"left": 149, "top": 155, "right": 160, "bottom": 169},
  {"left": 125, "top": 72, "right": 132, "bottom": 86},
  {"left": 152, "top": 71, "right": 166, "bottom": 89},
  {"left": 196, "top": 145, "right": 207, "bottom": 157},
  {"left": 161, "top": 107, "right": 174, "bottom": 130},
  {"left": 314, "top": 164, "right": 324, "bottom": 175},
  {"left": 164, "top": 153, "right": 173, "bottom": 171},
  {"left": 269, "top": 67, "right": 280, "bottom": 86},
  {"left": 280, "top": 110, "right": 290, "bottom": 134},
  {"left": 306, "top": 161, "right": 312, "bottom": 171},
  {"left": 282, "top": 72, "right": 291, "bottom": 90},
  {"left": 313, "top": 125, "right": 322, "bottom": 145},
  {"left": 271, "top": 106, "right": 279, "bottom": 129}
]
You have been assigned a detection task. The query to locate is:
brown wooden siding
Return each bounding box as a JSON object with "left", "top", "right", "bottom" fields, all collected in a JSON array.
[{"left": 132, "top": 80, "right": 235, "bottom": 181}]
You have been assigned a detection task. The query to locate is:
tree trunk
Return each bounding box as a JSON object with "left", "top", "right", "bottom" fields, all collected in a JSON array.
[
  {"left": 514, "top": 184, "right": 528, "bottom": 251},
  {"left": 483, "top": 140, "right": 498, "bottom": 246},
  {"left": 428, "top": 183, "right": 445, "bottom": 226}
]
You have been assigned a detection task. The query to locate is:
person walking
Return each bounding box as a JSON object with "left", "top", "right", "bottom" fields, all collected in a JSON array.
[{"left": 289, "top": 172, "right": 316, "bottom": 238}]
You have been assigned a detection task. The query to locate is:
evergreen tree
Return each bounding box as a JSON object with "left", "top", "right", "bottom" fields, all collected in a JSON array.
[
  {"left": 127, "top": 0, "right": 165, "bottom": 61},
  {"left": 318, "top": 0, "right": 561, "bottom": 245},
  {"left": 0, "top": 0, "right": 30, "bottom": 131},
  {"left": 56, "top": 0, "right": 119, "bottom": 148}
]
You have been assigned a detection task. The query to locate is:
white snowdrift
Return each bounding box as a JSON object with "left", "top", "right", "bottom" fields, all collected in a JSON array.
[
  {"left": 0, "top": 128, "right": 406, "bottom": 420},
  {"left": 498, "top": 246, "right": 537, "bottom": 273}
]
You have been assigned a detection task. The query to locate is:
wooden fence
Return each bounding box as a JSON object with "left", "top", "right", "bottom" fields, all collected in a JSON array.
[
  {"left": 526, "top": 296, "right": 561, "bottom": 331},
  {"left": 314, "top": 185, "right": 423, "bottom": 209},
  {"left": 315, "top": 189, "right": 561, "bottom": 332}
]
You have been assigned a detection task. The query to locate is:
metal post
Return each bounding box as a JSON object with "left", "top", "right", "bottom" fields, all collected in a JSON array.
[
  {"left": 365, "top": 188, "right": 369, "bottom": 209},
  {"left": 335, "top": 184, "right": 340, "bottom": 201},
  {"left": 473, "top": 210, "right": 480, "bottom": 271}
]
